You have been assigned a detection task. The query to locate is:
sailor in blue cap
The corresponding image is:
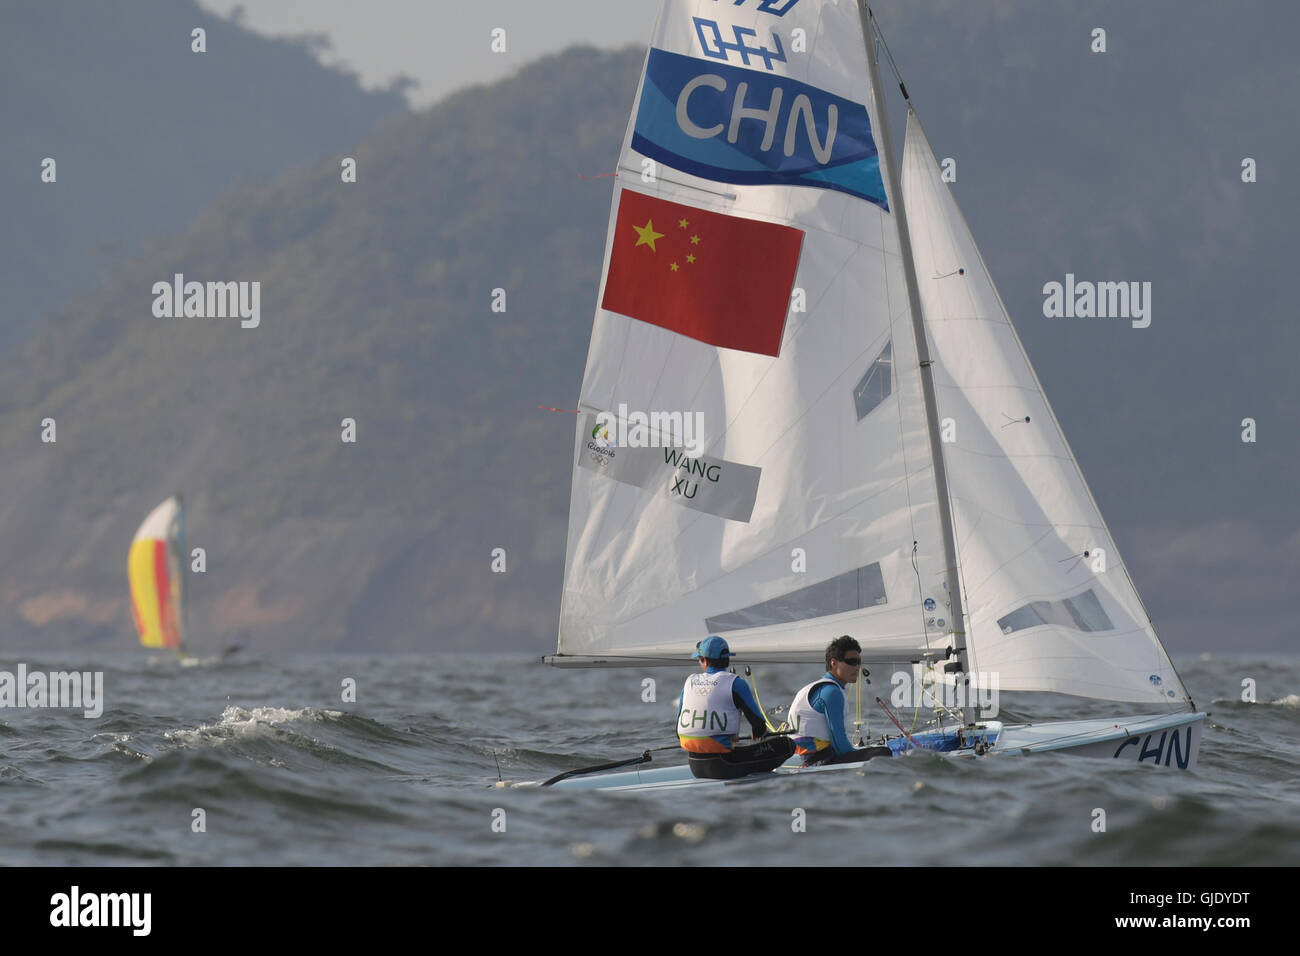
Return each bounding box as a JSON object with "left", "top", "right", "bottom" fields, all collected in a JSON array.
[{"left": 676, "top": 635, "right": 795, "bottom": 779}]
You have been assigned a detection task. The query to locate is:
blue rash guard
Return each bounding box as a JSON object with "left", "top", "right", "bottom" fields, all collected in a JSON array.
[
  {"left": 676, "top": 665, "right": 767, "bottom": 751},
  {"left": 809, "top": 672, "right": 857, "bottom": 755}
]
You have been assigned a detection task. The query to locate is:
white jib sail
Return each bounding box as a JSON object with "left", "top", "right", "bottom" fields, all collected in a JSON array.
[
  {"left": 901, "top": 111, "right": 1188, "bottom": 704},
  {"left": 557, "top": 0, "right": 954, "bottom": 663}
]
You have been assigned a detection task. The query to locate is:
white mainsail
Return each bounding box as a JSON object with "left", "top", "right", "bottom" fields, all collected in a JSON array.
[
  {"left": 901, "top": 112, "right": 1188, "bottom": 704},
  {"left": 556, "top": 0, "right": 954, "bottom": 663}
]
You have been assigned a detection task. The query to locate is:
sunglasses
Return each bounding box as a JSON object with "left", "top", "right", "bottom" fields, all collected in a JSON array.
[{"left": 838, "top": 657, "right": 862, "bottom": 666}]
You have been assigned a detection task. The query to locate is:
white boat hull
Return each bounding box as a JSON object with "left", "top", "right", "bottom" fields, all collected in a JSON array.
[
  {"left": 535, "top": 712, "right": 1205, "bottom": 791},
  {"left": 993, "top": 712, "right": 1203, "bottom": 770}
]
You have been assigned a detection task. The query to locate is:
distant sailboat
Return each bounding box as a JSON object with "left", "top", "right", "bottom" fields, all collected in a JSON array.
[
  {"left": 127, "top": 495, "right": 188, "bottom": 657},
  {"left": 538, "top": 0, "right": 1204, "bottom": 789}
]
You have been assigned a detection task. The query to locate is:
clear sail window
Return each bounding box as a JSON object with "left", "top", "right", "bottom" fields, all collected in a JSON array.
[
  {"left": 705, "top": 564, "right": 886, "bottom": 634},
  {"left": 853, "top": 341, "right": 892, "bottom": 420},
  {"left": 997, "top": 588, "right": 1115, "bottom": 635}
]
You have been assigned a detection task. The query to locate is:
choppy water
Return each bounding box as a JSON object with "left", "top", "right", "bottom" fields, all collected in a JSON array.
[{"left": 0, "top": 651, "right": 1295, "bottom": 865}]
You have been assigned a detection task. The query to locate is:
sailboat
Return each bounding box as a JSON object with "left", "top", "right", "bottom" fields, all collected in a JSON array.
[
  {"left": 127, "top": 495, "right": 189, "bottom": 658},
  {"left": 539, "top": 0, "right": 1204, "bottom": 790}
]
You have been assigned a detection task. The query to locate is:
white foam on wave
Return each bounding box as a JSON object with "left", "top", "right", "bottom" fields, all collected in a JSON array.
[
  {"left": 1208, "top": 693, "right": 1300, "bottom": 708},
  {"left": 179, "top": 656, "right": 221, "bottom": 668},
  {"left": 91, "top": 731, "right": 133, "bottom": 743},
  {"left": 164, "top": 705, "right": 342, "bottom": 746}
]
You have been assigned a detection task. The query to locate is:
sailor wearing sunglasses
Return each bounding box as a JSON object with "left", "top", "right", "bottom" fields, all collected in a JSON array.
[{"left": 788, "top": 635, "right": 889, "bottom": 766}]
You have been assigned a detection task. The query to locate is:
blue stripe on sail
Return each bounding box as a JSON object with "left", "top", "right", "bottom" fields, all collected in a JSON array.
[{"left": 632, "top": 48, "right": 888, "bottom": 209}]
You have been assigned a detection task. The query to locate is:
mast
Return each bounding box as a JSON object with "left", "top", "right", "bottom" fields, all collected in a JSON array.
[{"left": 860, "top": 4, "right": 974, "bottom": 724}]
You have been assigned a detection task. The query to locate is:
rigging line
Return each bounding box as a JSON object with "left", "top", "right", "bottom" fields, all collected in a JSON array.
[
  {"left": 909, "top": 679, "right": 925, "bottom": 734},
  {"left": 955, "top": 547, "right": 978, "bottom": 676},
  {"left": 909, "top": 542, "right": 934, "bottom": 655},
  {"left": 875, "top": 696, "right": 926, "bottom": 752},
  {"left": 935, "top": 381, "right": 1045, "bottom": 395},
  {"left": 617, "top": 166, "right": 737, "bottom": 200},
  {"left": 945, "top": 444, "right": 1082, "bottom": 466},
  {"left": 743, "top": 666, "right": 781, "bottom": 735},
  {"left": 948, "top": 493, "right": 1112, "bottom": 534},
  {"left": 854, "top": 673, "right": 862, "bottom": 737},
  {"left": 915, "top": 669, "right": 964, "bottom": 728},
  {"left": 926, "top": 317, "right": 1022, "bottom": 330},
  {"left": 869, "top": 8, "right": 911, "bottom": 103}
]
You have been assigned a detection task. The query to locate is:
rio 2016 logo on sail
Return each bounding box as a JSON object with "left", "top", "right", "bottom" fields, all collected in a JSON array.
[
  {"left": 632, "top": 48, "right": 888, "bottom": 208},
  {"left": 588, "top": 422, "right": 617, "bottom": 467}
]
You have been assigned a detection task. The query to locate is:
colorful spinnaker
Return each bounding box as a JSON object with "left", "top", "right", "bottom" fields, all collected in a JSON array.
[{"left": 127, "top": 496, "right": 186, "bottom": 651}]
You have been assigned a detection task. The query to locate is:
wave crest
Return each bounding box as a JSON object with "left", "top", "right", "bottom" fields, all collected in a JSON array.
[{"left": 165, "top": 705, "right": 342, "bottom": 745}]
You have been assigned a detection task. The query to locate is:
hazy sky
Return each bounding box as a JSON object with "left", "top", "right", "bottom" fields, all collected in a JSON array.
[{"left": 197, "top": 0, "right": 661, "bottom": 107}]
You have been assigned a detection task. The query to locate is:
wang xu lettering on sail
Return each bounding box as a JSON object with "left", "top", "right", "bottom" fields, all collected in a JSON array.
[{"left": 601, "top": 190, "right": 803, "bottom": 358}]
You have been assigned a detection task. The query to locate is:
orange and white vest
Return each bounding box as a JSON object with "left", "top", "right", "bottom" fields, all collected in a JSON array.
[
  {"left": 787, "top": 678, "right": 839, "bottom": 755},
  {"left": 677, "top": 671, "right": 742, "bottom": 752}
]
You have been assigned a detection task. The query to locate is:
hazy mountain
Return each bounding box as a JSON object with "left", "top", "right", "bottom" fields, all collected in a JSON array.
[
  {"left": 1, "top": 1, "right": 1295, "bottom": 656},
  {"left": 0, "top": 46, "right": 637, "bottom": 653},
  {"left": 0, "top": 0, "right": 406, "bottom": 350}
]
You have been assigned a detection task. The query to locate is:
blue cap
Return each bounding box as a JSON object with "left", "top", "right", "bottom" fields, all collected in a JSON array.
[{"left": 691, "top": 635, "right": 731, "bottom": 660}]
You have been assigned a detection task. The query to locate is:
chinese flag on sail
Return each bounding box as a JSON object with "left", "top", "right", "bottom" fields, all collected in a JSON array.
[{"left": 601, "top": 189, "right": 804, "bottom": 358}]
